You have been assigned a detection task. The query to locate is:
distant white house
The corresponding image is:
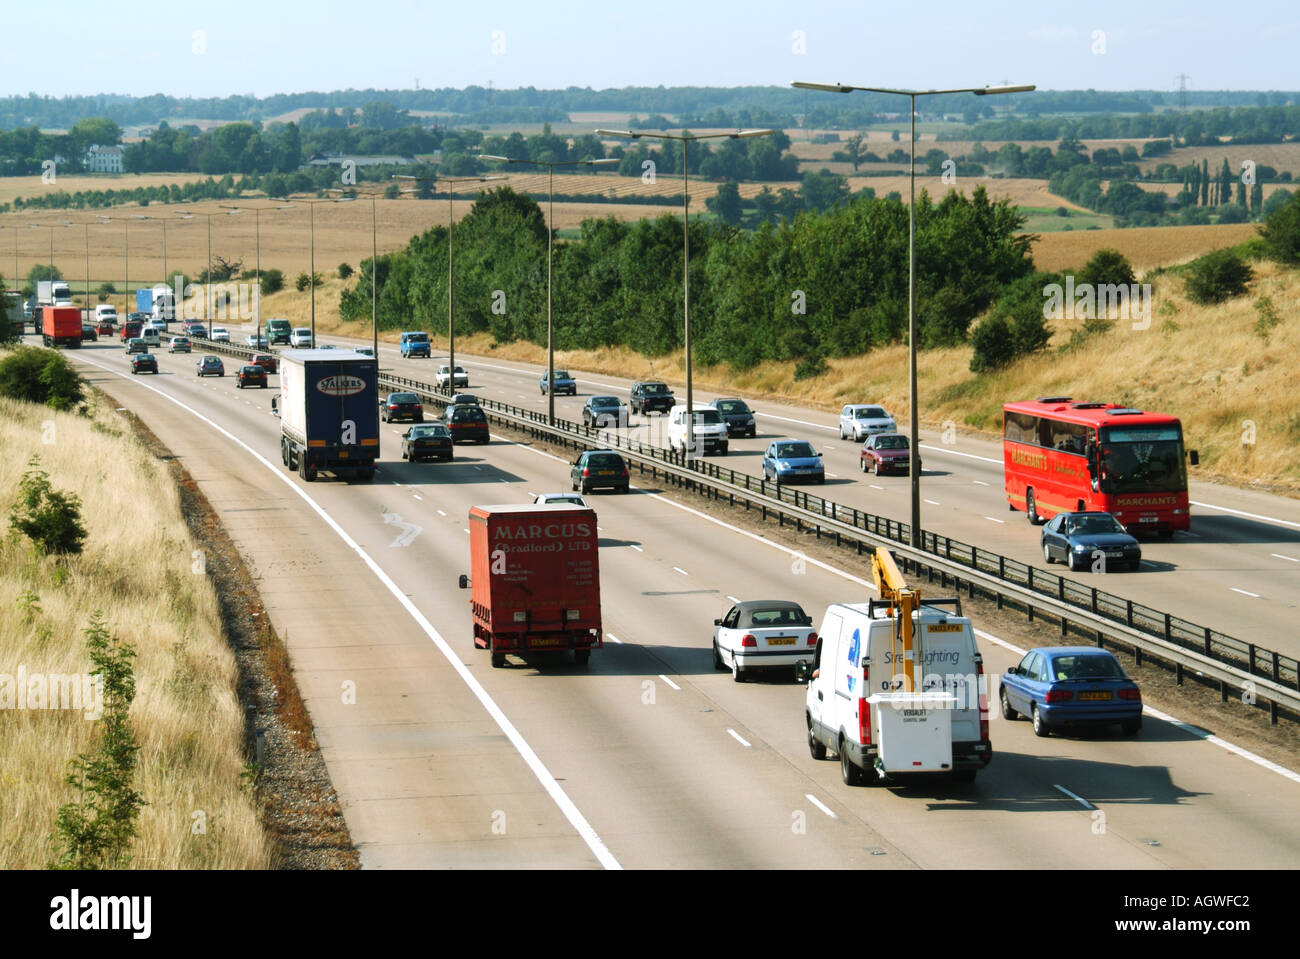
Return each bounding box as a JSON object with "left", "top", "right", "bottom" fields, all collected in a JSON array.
[{"left": 85, "top": 144, "right": 123, "bottom": 173}]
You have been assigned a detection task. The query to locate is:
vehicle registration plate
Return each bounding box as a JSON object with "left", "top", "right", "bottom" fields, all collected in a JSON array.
[
  {"left": 530, "top": 638, "right": 562, "bottom": 648},
  {"left": 1106, "top": 551, "right": 1123, "bottom": 558},
  {"left": 338, "top": 451, "right": 348, "bottom": 458},
  {"left": 598, "top": 470, "right": 613, "bottom": 475},
  {"left": 1079, "top": 691, "right": 1111, "bottom": 701},
  {"left": 767, "top": 637, "right": 796, "bottom": 646},
  {"left": 1139, "top": 517, "right": 1157, "bottom": 523}
]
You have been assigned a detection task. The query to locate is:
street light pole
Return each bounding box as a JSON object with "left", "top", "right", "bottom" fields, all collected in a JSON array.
[
  {"left": 792, "top": 80, "right": 1034, "bottom": 547},
  {"left": 393, "top": 173, "right": 503, "bottom": 394},
  {"left": 595, "top": 128, "right": 773, "bottom": 457},
  {"left": 476, "top": 155, "right": 618, "bottom": 424}
]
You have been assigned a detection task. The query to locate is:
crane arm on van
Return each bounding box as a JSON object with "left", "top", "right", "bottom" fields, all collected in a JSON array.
[{"left": 871, "top": 548, "right": 919, "bottom": 692}]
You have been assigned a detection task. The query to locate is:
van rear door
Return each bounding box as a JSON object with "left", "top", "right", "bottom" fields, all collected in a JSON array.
[{"left": 919, "top": 621, "right": 980, "bottom": 743}]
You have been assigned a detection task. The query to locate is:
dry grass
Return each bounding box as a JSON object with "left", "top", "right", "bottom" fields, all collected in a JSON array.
[
  {"left": 0, "top": 390, "right": 268, "bottom": 868},
  {"left": 1030, "top": 223, "right": 1260, "bottom": 272}
]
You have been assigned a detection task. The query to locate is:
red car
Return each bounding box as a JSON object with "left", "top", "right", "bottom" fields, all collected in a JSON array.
[
  {"left": 251, "top": 352, "right": 278, "bottom": 374},
  {"left": 95, "top": 318, "right": 115, "bottom": 336},
  {"left": 859, "top": 432, "right": 916, "bottom": 476}
]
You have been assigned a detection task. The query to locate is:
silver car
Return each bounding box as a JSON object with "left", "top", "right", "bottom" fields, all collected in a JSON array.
[
  {"left": 839, "top": 404, "right": 897, "bottom": 441},
  {"left": 168, "top": 336, "right": 191, "bottom": 353}
]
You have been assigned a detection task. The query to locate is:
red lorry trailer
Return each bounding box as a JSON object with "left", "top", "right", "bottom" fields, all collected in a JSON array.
[
  {"left": 460, "top": 503, "right": 602, "bottom": 668},
  {"left": 41, "top": 306, "right": 83, "bottom": 348}
]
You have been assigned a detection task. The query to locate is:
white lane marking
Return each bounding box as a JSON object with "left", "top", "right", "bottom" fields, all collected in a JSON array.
[
  {"left": 473, "top": 465, "right": 483, "bottom": 470},
  {"left": 1053, "top": 785, "right": 1095, "bottom": 810},
  {"left": 597, "top": 526, "right": 603, "bottom": 532},
  {"left": 827, "top": 473, "right": 839, "bottom": 478},
  {"left": 1190, "top": 499, "right": 1300, "bottom": 530},
  {"left": 463, "top": 528, "right": 470, "bottom": 534},
  {"left": 412, "top": 493, "right": 423, "bottom": 501},
  {"left": 381, "top": 511, "right": 422, "bottom": 547},
  {"left": 1181, "top": 531, "right": 1201, "bottom": 538},
  {"left": 805, "top": 794, "right": 837, "bottom": 819},
  {"left": 973, "top": 480, "right": 990, "bottom": 487},
  {"left": 824, "top": 445, "right": 836, "bottom": 450},
  {"left": 758, "top": 411, "right": 835, "bottom": 432},
  {"left": 70, "top": 352, "right": 622, "bottom": 870},
  {"left": 727, "top": 595, "right": 742, "bottom": 604},
  {"left": 1231, "top": 587, "right": 1260, "bottom": 598},
  {"left": 606, "top": 633, "right": 623, "bottom": 644},
  {"left": 869, "top": 484, "right": 885, "bottom": 490},
  {"left": 919, "top": 442, "right": 1000, "bottom": 465},
  {"left": 1272, "top": 553, "right": 1299, "bottom": 563},
  {"left": 500, "top": 421, "right": 1300, "bottom": 787},
  {"left": 924, "top": 499, "right": 941, "bottom": 506},
  {"left": 985, "top": 516, "right": 1006, "bottom": 524},
  {"left": 436, "top": 509, "right": 446, "bottom": 517},
  {"left": 658, "top": 675, "right": 681, "bottom": 691},
  {"left": 673, "top": 566, "right": 689, "bottom": 576},
  {"left": 727, "top": 729, "right": 752, "bottom": 748},
  {"left": 1141, "top": 706, "right": 1300, "bottom": 784},
  {"left": 630, "top": 545, "right": 643, "bottom": 552}
]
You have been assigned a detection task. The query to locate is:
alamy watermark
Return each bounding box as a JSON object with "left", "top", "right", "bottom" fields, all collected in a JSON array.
[
  {"left": 0, "top": 666, "right": 103, "bottom": 719},
  {"left": 1043, "top": 276, "right": 1152, "bottom": 330}
]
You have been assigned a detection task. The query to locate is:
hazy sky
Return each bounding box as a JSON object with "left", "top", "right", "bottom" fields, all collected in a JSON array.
[{"left": 12, "top": 0, "right": 1300, "bottom": 99}]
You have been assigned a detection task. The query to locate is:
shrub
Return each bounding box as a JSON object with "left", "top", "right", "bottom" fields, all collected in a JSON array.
[
  {"left": 1075, "top": 248, "right": 1136, "bottom": 290},
  {"left": 969, "top": 314, "right": 1014, "bottom": 373},
  {"left": 259, "top": 269, "right": 284, "bottom": 296},
  {"left": 1254, "top": 296, "right": 1281, "bottom": 340},
  {"left": 793, "top": 353, "right": 827, "bottom": 381},
  {"left": 0, "top": 346, "right": 85, "bottom": 411},
  {"left": 1184, "top": 249, "right": 1253, "bottom": 304},
  {"left": 294, "top": 271, "right": 323, "bottom": 292},
  {"left": 1259, "top": 189, "right": 1300, "bottom": 265},
  {"left": 96, "top": 282, "right": 117, "bottom": 300},
  {"left": 8, "top": 457, "right": 87, "bottom": 556},
  {"left": 338, "top": 262, "right": 354, "bottom": 280}
]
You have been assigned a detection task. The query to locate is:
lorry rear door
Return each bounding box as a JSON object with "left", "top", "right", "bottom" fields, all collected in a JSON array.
[{"left": 308, "top": 359, "right": 379, "bottom": 453}]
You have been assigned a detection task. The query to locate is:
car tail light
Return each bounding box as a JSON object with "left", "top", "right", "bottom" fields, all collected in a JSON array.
[
  {"left": 740, "top": 634, "right": 757, "bottom": 647},
  {"left": 582, "top": 468, "right": 590, "bottom": 476},
  {"left": 858, "top": 698, "right": 872, "bottom": 745},
  {"left": 1119, "top": 688, "right": 1142, "bottom": 701},
  {"left": 414, "top": 404, "right": 422, "bottom": 410},
  {"left": 806, "top": 631, "right": 818, "bottom": 646},
  {"left": 1045, "top": 689, "right": 1073, "bottom": 703},
  {"left": 976, "top": 658, "right": 989, "bottom": 741},
  {"left": 388, "top": 404, "right": 398, "bottom": 410}
]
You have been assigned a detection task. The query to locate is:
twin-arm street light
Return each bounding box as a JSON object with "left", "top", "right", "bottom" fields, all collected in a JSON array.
[
  {"left": 221, "top": 202, "right": 294, "bottom": 347},
  {"left": 325, "top": 189, "right": 380, "bottom": 359},
  {"left": 393, "top": 174, "right": 505, "bottom": 394},
  {"left": 594, "top": 128, "right": 773, "bottom": 456},
  {"left": 791, "top": 81, "right": 1034, "bottom": 548},
  {"left": 476, "top": 155, "right": 619, "bottom": 424}
]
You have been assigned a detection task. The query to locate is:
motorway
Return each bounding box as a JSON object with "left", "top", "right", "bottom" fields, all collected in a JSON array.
[
  {"left": 51, "top": 332, "right": 1300, "bottom": 869},
  {"left": 306, "top": 327, "right": 1300, "bottom": 657}
]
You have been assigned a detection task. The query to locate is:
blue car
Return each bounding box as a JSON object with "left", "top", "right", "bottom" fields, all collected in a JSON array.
[
  {"left": 1042, "top": 511, "right": 1142, "bottom": 572},
  {"left": 762, "top": 439, "right": 824, "bottom": 486},
  {"left": 999, "top": 646, "right": 1143, "bottom": 737},
  {"left": 540, "top": 369, "right": 577, "bottom": 396}
]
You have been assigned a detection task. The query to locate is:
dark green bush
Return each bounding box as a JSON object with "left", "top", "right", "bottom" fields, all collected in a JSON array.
[
  {"left": 8, "top": 458, "right": 87, "bottom": 556},
  {"left": 0, "top": 346, "right": 85, "bottom": 411},
  {"left": 1184, "top": 249, "right": 1253, "bottom": 304}
]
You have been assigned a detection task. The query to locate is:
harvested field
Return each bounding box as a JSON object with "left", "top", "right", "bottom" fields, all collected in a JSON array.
[{"left": 1029, "top": 222, "right": 1260, "bottom": 272}]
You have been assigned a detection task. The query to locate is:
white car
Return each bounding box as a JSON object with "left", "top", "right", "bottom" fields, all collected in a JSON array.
[
  {"left": 210, "top": 327, "right": 231, "bottom": 343},
  {"left": 436, "top": 364, "right": 469, "bottom": 389},
  {"left": 712, "top": 600, "right": 818, "bottom": 682},
  {"left": 839, "top": 404, "right": 897, "bottom": 441},
  {"left": 289, "top": 327, "right": 313, "bottom": 348},
  {"left": 533, "top": 493, "right": 589, "bottom": 508},
  {"left": 244, "top": 333, "right": 268, "bottom": 348},
  {"left": 168, "top": 336, "right": 191, "bottom": 353}
]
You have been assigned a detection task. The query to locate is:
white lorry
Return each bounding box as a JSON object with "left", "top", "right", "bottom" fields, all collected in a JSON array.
[
  {"left": 799, "top": 548, "right": 992, "bottom": 785},
  {"left": 37, "top": 280, "right": 73, "bottom": 307}
]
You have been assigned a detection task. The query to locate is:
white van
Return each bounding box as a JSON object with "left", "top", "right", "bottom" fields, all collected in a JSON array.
[
  {"left": 94, "top": 304, "right": 118, "bottom": 324},
  {"left": 667, "top": 404, "right": 729, "bottom": 455},
  {"left": 801, "top": 601, "right": 991, "bottom": 785},
  {"left": 139, "top": 326, "right": 162, "bottom": 347}
]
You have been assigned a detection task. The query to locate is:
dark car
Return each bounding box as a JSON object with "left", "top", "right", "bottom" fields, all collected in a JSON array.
[
  {"left": 999, "top": 646, "right": 1142, "bottom": 737},
  {"left": 714, "top": 397, "right": 757, "bottom": 438},
  {"left": 130, "top": 352, "right": 158, "bottom": 374},
  {"left": 540, "top": 369, "right": 577, "bottom": 396},
  {"left": 582, "top": 395, "right": 627, "bottom": 429},
  {"left": 81, "top": 324, "right": 97, "bottom": 342},
  {"left": 860, "top": 432, "right": 914, "bottom": 475},
  {"left": 401, "top": 423, "right": 454, "bottom": 462},
  {"left": 185, "top": 323, "right": 208, "bottom": 339},
  {"left": 380, "top": 392, "right": 424, "bottom": 423},
  {"left": 630, "top": 380, "right": 675, "bottom": 415},
  {"left": 251, "top": 352, "right": 278, "bottom": 374},
  {"left": 1041, "top": 511, "right": 1142, "bottom": 572},
  {"left": 196, "top": 355, "right": 224, "bottom": 377},
  {"left": 571, "top": 449, "right": 630, "bottom": 494},
  {"left": 443, "top": 403, "right": 489, "bottom": 443},
  {"left": 235, "top": 364, "right": 268, "bottom": 389},
  {"left": 762, "top": 439, "right": 824, "bottom": 486}
]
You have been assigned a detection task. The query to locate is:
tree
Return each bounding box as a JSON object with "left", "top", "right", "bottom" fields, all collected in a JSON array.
[
  {"left": 1184, "top": 249, "right": 1253, "bottom": 303},
  {"left": 841, "top": 134, "right": 868, "bottom": 172},
  {"left": 1077, "top": 248, "right": 1136, "bottom": 290},
  {"left": 338, "top": 262, "right": 354, "bottom": 279},
  {"left": 799, "top": 169, "right": 850, "bottom": 212},
  {"left": 1260, "top": 190, "right": 1300, "bottom": 264},
  {"left": 1200, "top": 158, "right": 1209, "bottom": 207},
  {"left": 705, "top": 182, "right": 743, "bottom": 225}
]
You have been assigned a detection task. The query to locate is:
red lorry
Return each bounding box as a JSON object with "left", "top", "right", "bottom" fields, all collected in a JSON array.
[
  {"left": 40, "top": 306, "right": 83, "bottom": 349},
  {"left": 459, "top": 503, "right": 603, "bottom": 668}
]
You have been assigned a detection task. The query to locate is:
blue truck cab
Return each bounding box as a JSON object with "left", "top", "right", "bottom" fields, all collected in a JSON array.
[{"left": 400, "top": 330, "right": 431, "bottom": 358}]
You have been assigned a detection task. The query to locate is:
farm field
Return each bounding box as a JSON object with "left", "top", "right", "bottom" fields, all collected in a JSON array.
[
  {"left": 0, "top": 171, "right": 213, "bottom": 208},
  {"left": 1029, "top": 222, "right": 1258, "bottom": 272},
  {"left": 1135, "top": 142, "right": 1300, "bottom": 178}
]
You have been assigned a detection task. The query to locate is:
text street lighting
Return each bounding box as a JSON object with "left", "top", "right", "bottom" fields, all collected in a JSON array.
[
  {"left": 791, "top": 80, "right": 1034, "bottom": 547},
  {"left": 477, "top": 155, "right": 619, "bottom": 425},
  {"left": 595, "top": 128, "right": 773, "bottom": 456},
  {"left": 393, "top": 173, "right": 505, "bottom": 394}
]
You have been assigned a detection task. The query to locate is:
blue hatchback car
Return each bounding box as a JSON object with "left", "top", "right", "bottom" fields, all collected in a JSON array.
[
  {"left": 540, "top": 369, "right": 577, "bottom": 396},
  {"left": 999, "top": 646, "right": 1143, "bottom": 737},
  {"left": 762, "top": 439, "right": 824, "bottom": 486}
]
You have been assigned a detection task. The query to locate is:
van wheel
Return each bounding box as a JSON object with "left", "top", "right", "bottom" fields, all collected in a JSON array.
[
  {"left": 839, "top": 737, "right": 863, "bottom": 786},
  {"left": 1026, "top": 488, "right": 1041, "bottom": 525},
  {"left": 1032, "top": 704, "right": 1050, "bottom": 737},
  {"left": 807, "top": 718, "right": 827, "bottom": 760},
  {"left": 712, "top": 640, "right": 725, "bottom": 670},
  {"left": 999, "top": 686, "right": 1019, "bottom": 720}
]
